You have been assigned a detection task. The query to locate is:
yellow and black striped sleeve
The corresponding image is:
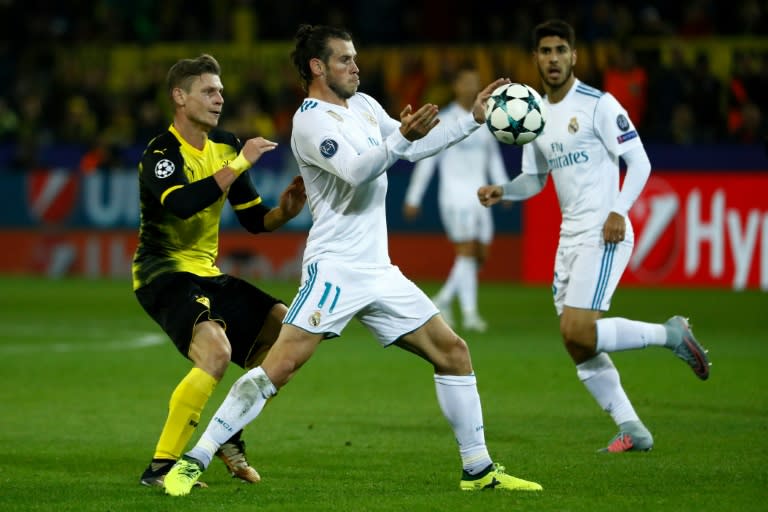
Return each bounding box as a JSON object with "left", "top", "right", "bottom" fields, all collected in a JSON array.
[
  {"left": 139, "top": 135, "right": 223, "bottom": 219},
  {"left": 228, "top": 173, "right": 271, "bottom": 233}
]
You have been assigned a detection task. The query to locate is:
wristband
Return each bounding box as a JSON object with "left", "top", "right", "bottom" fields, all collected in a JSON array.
[{"left": 229, "top": 153, "right": 251, "bottom": 175}]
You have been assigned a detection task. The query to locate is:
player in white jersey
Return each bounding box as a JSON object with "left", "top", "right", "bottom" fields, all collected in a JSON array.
[
  {"left": 477, "top": 19, "right": 711, "bottom": 453},
  {"left": 403, "top": 67, "right": 509, "bottom": 332},
  {"left": 163, "top": 24, "right": 542, "bottom": 495}
]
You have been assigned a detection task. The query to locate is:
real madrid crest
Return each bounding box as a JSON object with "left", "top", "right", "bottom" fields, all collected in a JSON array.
[
  {"left": 568, "top": 116, "right": 579, "bottom": 134},
  {"left": 309, "top": 310, "right": 322, "bottom": 327}
]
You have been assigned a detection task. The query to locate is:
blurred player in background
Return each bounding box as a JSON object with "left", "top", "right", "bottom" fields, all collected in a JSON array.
[
  {"left": 133, "top": 54, "right": 306, "bottom": 486},
  {"left": 478, "top": 19, "right": 711, "bottom": 452},
  {"left": 163, "top": 24, "right": 542, "bottom": 496},
  {"left": 403, "top": 65, "right": 509, "bottom": 332}
]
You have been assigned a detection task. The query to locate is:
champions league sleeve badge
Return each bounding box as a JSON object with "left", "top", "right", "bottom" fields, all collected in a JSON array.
[
  {"left": 616, "top": 114, "right": 630, "bottom": 131},
  {"left": 615, "top": 114, "right": 638, "bottom": 143},
  {"left": 154, "top": 159, "right": 176, "bottom": 178},
  {"left": 319, "top": 139, "right": 339, "bottom": 158}
]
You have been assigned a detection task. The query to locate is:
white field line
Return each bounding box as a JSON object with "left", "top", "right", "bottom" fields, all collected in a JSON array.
[{"left": 0, "top": 331, "right": 166, "bottom": 353}]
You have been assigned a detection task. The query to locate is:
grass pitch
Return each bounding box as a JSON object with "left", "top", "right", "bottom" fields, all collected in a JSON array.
[{"left": 0, "top": 276, "right": 765, "bottom": 511}]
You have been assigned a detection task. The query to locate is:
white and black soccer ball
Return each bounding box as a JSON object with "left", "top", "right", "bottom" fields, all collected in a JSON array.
[{"left": 485, "top": 83, "right": 546, "bottom": 145}]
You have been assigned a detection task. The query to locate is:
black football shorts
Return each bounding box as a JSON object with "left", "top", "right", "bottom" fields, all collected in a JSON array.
[{"left": 135, "top": 272, "right": 283, "bottom": 368}]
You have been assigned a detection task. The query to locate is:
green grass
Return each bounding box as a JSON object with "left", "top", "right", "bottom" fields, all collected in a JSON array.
[{"left": 0, "top": 276, "right": 765, "bottom": 511}]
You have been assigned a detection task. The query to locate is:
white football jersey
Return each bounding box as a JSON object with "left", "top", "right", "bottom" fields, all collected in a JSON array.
[
  {"left": 405, "top": 102, "right": 509, "bottom": 209},
  {"left": 290, "top": 92, "right": 480, "bottom": 266},
  {"left": 522, "top": 79, "right": 644, "bottom": 245}
]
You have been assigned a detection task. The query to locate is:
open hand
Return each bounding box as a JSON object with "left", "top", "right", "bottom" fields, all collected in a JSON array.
[
  {"left": 241, "top": 137, "right": 279, "bottom": 165},
  {"left": 279, "top": 175, "right": 307, "bottom": 219},
  {"left": 472, "top": 78, "right": 511, "bottom": 123},
  {"left": 399, "top": 103, "right": 440, "bottom": 141}
]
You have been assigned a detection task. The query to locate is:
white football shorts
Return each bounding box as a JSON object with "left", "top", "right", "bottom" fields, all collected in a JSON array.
[
  {"left": 439, "top": 203, "right": 493, "bottom": 244},
  {"left": 552, "top": 238, "right": 633, "bottom": 315},
  {"left": 283, "top": 261, "right": 439, "bottom": 346}
]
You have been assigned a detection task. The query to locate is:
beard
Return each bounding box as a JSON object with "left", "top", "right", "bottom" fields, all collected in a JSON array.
[
  {"left": 328, "top": 78, "right": 356, "bottom": 100},
  {"left": 540, "top": 64, "right": 573, "bottom": 91}
]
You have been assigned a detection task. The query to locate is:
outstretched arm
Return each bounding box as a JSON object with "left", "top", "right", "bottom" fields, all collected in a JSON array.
[
  {"left": 215, "top": 137, "right": 279, "bottom": 190},
  {"left": 399, "top": 78, "right": 510, "bottom": 162},
  {"left": 477, "top": 172, "right": 547, "bottom": 207},
  {"left": 233, "top": 175, "right": 306, "bottom": 234}
]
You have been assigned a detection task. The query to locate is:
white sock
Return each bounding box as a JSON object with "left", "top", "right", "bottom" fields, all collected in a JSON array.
[
  {"left": 595, "top": 318, "right": 667, "bottom": 353},
  {"left": 434, "top": 374, "right": 492, "bottom": 475},
  {"left": 434, "top": 257, "right": 462, "bottom": 305},
  {"left": 576, "top": 353, "right": 639, "bottom": 426},
  {"left": 455, "top": 256, "right": 479, "bottom": 317},
  {"left": 186, "top": 366, "right": 277, "bottom": 468}
]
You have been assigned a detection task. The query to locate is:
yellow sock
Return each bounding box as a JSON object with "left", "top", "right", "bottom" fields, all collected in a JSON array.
[{"left": 153, "top": 367, "right": 217, "bottom": 460}]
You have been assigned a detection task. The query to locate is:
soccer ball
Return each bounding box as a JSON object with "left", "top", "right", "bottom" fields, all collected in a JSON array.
[{"left": 485, "top": 83, "right": 546, "bottom": 145}]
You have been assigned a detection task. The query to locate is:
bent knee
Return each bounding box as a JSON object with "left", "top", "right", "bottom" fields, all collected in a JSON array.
[
  {"left": 559, "top": 316, "right": 596, "bottom": 344},
  {"left": 559, "top": 318, "right": 598, "bottom": 360},
  {"left": 433, "top": 334, "right": 472, "bottom": 374}
]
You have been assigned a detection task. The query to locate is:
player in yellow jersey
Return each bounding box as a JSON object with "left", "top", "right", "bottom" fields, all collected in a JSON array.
[{"left": 132, "top": 54, "right": 306, "bottom": 487}]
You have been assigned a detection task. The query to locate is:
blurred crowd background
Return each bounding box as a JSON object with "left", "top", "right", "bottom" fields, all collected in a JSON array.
[{"left": 0, "top": 0, "right": 766, "bottom": 172}]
